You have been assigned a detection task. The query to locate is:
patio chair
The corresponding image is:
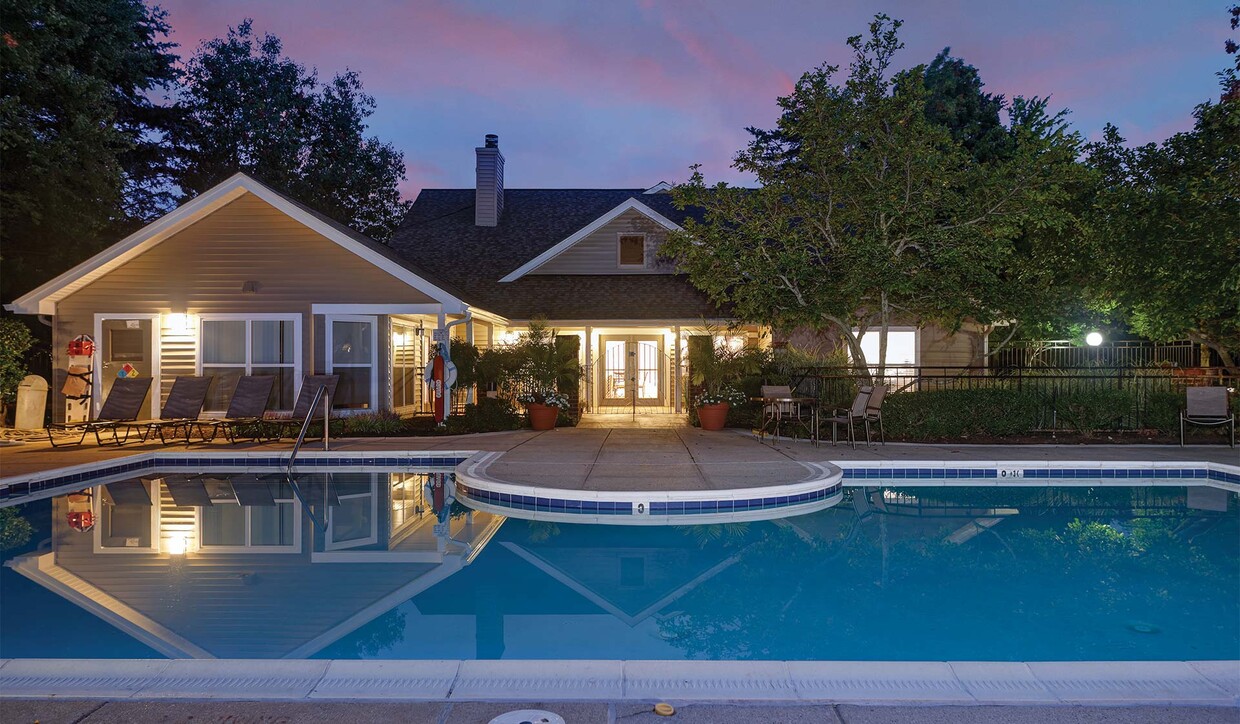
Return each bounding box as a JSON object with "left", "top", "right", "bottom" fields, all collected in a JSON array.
[
  {"left": 266, "top": 374, "right": 340, "bottom": 440},
  {"left": 194, "top": 375, "right": 276, "bottom": 443},
  {"left": 821, "top": 386, "right": 873, "bottom": 449},
  {"left": 116, "top": 376, "right": 213, "bottom": 445},
  {"left": 47, "top": 377, "right": 153, "bottom": 447},
  {"left": 864, "top": 384, "right": 889, "bottom": 445},
  {"left": 1180, "top": 386, "right": 1235, "bottom": 447}
]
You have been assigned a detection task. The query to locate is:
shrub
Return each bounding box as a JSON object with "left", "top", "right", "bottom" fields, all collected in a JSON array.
[
  {"left": 0, "top": 317, "right": 35, "bottom": 424},
  {"left": 883, "top": 388, "right": 1043, "bottom": 439},
  {"left": 333, "top": 410, "right": 409, "bottom": 437},
  {"left": 1052, "top": 388, "right": 1133, "bottom": 434},
  {"left": 0, "top": 507, "right": 34, "bottom": 552},
  {"left": 446, "top": 397, "right": 522, "bottom": 434}
]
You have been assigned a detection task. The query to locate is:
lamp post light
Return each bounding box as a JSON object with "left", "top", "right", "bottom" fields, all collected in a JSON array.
[{"left": 1085, "top": 332, "right": 1103, "bottom": 347}]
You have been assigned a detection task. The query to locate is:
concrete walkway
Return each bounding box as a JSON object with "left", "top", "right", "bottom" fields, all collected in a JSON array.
[
  {"left": 1, "top": 427, "right": 1235, "bottom": 484},
  {"left": 2, "top": 700, "right": 1235, "bottom": 724}
]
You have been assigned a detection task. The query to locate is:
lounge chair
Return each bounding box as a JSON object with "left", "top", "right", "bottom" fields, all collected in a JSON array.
[
  {"left": 194, "top": 375, "right": 276, "bottom": 443},
  {"left": 822, "top": 386, "right": 873, "bottom": 449},
  {"left": 266, "top": 375, "right": 340, "bottom": 440},
  {"left": 864, "top": 384, "right": 889, "bottom": 444},
  {"left": 47, "top": 377, "right": 153, "bottom": 447},
  {"left": 116, "top": 376, "right": 213, "bottom": 445},
  {"left": 1180, "top": 386, "right": 1235, "bottom": 447}
]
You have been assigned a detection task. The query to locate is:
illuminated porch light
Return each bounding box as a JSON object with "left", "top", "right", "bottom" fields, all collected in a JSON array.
[
  {"left": 166, "top": 533, "right": 188, "bottom": 556},
  {"left": 1085, "top": 332, "right": 1104, "bottom": 347},
  {"left": 165, "top": 312, "right": 193, "bottom": 334}
]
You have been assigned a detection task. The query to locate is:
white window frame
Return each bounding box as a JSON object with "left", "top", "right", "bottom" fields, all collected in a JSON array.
[
  {"left": 92, "top": 313, "right": 161, "bottom": 419},
  {"left": 325, "top": 314, "right": 379, "bottom": 412},
  {"left": 616, "top": 232, "right": 648, "bottom": 269},
  {"left": 196, "top": 313, "right": 303, "bottom": 413},
  {"left": 325, "top": 480, "right": 379, "bottom": 550},
  {"left": 92, "top": 479, "right": 161, "bottom": 554},
  {"left": 195, "top": 494, "right": 302, "bottom": 554}
]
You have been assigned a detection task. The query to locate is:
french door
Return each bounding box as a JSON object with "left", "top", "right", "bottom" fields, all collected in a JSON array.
[{"left": 599, "top": 336, "right": 662, "bottom": 407}]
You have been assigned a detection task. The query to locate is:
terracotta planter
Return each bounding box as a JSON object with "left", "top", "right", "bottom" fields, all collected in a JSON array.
[
  {"left": 696, "top": 403, "right": 730, "bottom": 431},
  {"left": 527, "top": 402, "right": 559, "bottom": 431}
]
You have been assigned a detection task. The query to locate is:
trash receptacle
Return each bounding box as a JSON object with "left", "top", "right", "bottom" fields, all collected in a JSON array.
[{"left": 15, "top": 375, "right": 49, "bottom": 430}]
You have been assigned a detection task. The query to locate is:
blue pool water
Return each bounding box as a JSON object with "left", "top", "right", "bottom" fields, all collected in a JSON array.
[{"left": 1, "top": 468, "right": 1237, "bottom": 661}]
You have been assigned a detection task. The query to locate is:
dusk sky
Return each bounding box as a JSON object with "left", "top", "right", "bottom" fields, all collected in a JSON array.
[{"left": 158, "top": 1, "right": 1230, "bottom": 198}]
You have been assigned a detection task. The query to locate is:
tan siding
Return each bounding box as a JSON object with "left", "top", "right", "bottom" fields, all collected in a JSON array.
[
  {"left": 51, "top": 193, "right": 435, "bottom": 420},
  {"left": 919, "top": 324, "right": 984, "bottom": 367},
  {"left": 532, "top": 209, "right": 675, "bottom": 275}
]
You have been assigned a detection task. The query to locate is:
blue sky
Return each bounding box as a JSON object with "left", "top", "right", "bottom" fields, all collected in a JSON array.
[{"left": 158, "top": 0, "right": 1231, "bottom": 197}]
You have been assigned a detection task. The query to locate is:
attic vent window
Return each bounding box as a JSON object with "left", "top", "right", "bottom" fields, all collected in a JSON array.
[{"left": 618, "top": 234, "right": 646, "bottom": 267}]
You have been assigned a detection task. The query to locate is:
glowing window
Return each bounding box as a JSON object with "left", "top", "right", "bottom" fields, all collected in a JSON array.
[{"left": 855, "top": 330, "right": 917, "bottom": 368}]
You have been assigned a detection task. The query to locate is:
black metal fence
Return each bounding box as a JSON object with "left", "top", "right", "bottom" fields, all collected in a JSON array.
[
  {"left": 789, "top": 365, "right": 1237, "bottom": 432},
  {"left": 991, "top": 340, "right": 1215, "bottom": 370}
]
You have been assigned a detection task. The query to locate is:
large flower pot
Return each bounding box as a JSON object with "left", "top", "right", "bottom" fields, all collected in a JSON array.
[
  {"left": 527, "top": 402, "right": 559, "bottom": 431},
  {"left": 696, "top": 403, "right": 730, "bottom": 431}
]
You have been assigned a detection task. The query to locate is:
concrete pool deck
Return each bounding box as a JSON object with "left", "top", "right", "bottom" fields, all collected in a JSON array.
[{"left": 2, "top": 426, "right": 1236, "bottom": 485}]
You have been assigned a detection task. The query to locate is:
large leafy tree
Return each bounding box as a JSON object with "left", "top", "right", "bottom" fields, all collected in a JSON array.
[
  {"left": 170, "top": 20, "right": 410, "bottom": 240},
  {"left": 1084, "top": 9, "right": 1240, "bottom": 371},
  {"left": 664, "top": 15, "right": 1086, "bottom": 374},
  {"left": 0, "top": 0, "right": 178, "bottom": 298}
]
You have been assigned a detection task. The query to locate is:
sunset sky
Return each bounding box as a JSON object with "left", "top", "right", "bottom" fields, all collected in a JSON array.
[{"left": 157, "top": 0, "right": 1230, "bottom": 197}]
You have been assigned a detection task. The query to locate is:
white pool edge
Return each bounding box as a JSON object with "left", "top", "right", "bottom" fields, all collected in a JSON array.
[{"left": 0, "top": 658, "right": 1235, "bottom": 705}]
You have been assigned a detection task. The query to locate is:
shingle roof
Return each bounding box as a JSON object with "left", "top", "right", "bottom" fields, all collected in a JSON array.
[{"left": 390, "top": 189, "right": 720, "bottom": 320}]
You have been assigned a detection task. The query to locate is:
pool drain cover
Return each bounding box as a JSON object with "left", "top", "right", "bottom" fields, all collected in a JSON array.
[{"left": 488, "top": 710, "right": 565, "bottom": 724}]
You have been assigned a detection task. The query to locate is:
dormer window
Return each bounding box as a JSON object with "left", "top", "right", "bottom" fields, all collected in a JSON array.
[{"left": 618, "top": 234, "right": 646, "bottom": 268}]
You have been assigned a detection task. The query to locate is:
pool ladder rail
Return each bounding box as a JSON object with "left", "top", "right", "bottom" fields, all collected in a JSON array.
[{"left": 284, "top": 385, "right": 331, "bottom": 531}]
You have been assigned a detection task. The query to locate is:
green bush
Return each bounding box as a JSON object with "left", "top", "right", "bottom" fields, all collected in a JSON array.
[
  {"left": 1141, "top": 390, "right": 1183, "bottom": 433},
  {"left": 333, "top": 410, "right": 410, "bottom": 437},
  {"left": 446, "top": 397, "right": 522, "bottom": 434},
  {"left": 1052, "top": 388, "right": 1133, "bottom": 434},
  {"left": 884, "top": 388, "right": 1043, "bottom": 439},
  {"left": 0, "top": 507, "right": 34, "bottom": 553}
]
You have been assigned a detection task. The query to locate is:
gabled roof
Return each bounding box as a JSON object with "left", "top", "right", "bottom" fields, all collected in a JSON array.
[
  {"left": 498, "top": 197, "right": 683, "bottom": 282},
  {"left": 390, "top": 188, "right": 717, "bottom": 320},
  {"left": 7, "top": 173, "right": 468, "bottom": 315}
]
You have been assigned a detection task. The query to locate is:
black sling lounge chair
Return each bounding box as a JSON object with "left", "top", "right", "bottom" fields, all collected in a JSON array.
[
  {"left": 47, "top": 377, "right": 153, "bottom": 447},
  {"left": 1180, "top": 386, "right": 1236, "bottom": 447},
  {"left": 117, "top": 376, "right": 214, "bottom": 445},
  {"left": 195, "top": 375, "right": 276, "bottom": 443},
  {"left": 267, "top": 375, "right": 340, "bottom": 440}
]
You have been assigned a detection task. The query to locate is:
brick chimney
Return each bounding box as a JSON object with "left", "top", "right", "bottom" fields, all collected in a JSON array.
[{"left": 475, "top": 134, "right": 504, "bottom": 227}]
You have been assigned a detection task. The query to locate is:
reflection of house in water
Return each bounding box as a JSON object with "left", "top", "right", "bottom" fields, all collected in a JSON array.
[
  {"left": 412, "top": 524, "right": 749, "bottom": 658},
  {"left": 6, "top": 472, "right": 502, "bottom": 659}
]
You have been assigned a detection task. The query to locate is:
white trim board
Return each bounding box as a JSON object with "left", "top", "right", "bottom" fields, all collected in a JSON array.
[
  {"left": 498, "top": 197, "right": 683, "bottom": 282},
  {"left": 7, "top": 173, "right": 466, "bottom": 315}
]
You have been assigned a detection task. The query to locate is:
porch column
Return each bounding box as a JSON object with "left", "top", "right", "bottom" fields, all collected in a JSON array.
[
  {"left": 465, "top": 320, "right": 475, "bottom": 404},
  {"left": 584, "top": 325, "right": 592, "bottom": 413},
  {"left": 673, "top": 325, "right": 682, "bottom": 414}
]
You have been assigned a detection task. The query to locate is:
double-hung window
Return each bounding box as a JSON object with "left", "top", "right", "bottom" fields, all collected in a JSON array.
[{"left": 200, "top": 315, "right": 301, "bottom": 412}]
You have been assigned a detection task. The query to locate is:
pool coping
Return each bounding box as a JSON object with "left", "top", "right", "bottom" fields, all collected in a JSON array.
[
  {"left": 454, "top": 451, "right": 846, "bottom": 524},
  {"left": 0, "top": 658, "right": 1236, "bottom": 705}
]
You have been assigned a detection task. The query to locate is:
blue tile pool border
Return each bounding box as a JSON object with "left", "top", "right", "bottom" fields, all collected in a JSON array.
[{"left": 0, "top": 452, "right": 471, "bottom": 502}]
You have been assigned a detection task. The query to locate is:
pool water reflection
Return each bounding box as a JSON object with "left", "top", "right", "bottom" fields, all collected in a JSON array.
[{"left": 1, "top": 474, "right": 1236, "bottom": 662}]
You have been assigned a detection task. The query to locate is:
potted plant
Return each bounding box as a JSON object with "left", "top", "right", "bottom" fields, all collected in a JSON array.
[
  {"left": 695, "top": 387, "right": 746, "bottom": 431},
  {"left": 687, "top": 334, "right": 764, "bottom": 431},
  {"left": 518, "top": 389, "right": 571, "bottom": 430}
]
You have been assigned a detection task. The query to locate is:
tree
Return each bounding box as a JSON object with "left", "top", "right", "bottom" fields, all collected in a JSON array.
[
  {"left": 1084, "top": 107, "right": 1240, "bottom": 371},
  {"left": 0, "top": 316, "right": 35, "bottom": 425},
  {"left": 170, "top": 20, "right": 411, "bottom": 241},
  {"left": 0, "top": 0, "right": 178, "bottom": 298},
  {"left": 664, "top": 15, "right": 1086, "bottom": 376},
  {"left": 921, "top": 48, "right": 1012, "bottom": 164}
]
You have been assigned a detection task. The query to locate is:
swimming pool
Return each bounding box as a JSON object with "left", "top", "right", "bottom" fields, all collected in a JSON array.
[{"left": 1, "top": 460, "right": 1236, "bottom": 662}]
